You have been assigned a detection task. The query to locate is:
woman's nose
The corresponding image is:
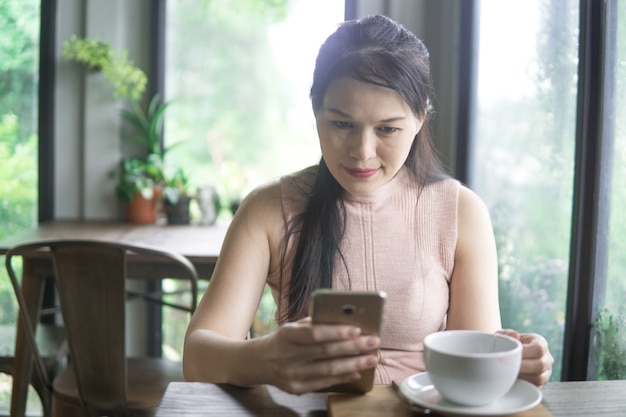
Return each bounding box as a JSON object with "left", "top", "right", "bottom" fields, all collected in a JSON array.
[{"left": 349, "top": 130, "right": 377, "bottom": 161}]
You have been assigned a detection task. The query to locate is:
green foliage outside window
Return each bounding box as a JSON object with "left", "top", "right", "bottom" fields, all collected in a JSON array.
[
  {"left": 0, "top": 0, "right": 40, "bottom": 411},
  {"left": 0, "top": 0, "right": 39, "bottom": 328},
  {"left": 477, "top": 0, "right": 579, "bottom": 381},
  {"left": 594, "top": 308, "right": 626, "bottom": 380},
  {"left": 0, "top": 0, "right": 39, "bottom": 139},
  {"left": 0, "top": 114, "right": 37, "bottom": 241},
  {"left": 478, "top": 0, "right": 626, "bottom": 381},
  {"left": 0, "top": 114, "right": 36, "bottom": 325},
  {"left": 164, "top": 0, "right": 322, "bottom": 212}
]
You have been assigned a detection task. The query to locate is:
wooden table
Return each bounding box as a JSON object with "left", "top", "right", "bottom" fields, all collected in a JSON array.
[
  {"left": 0, "top": 220, "right": 228, "bottom": 417},
  {"left": 0, "top": 220, "right": 229, "bottom": 278},
  {"left": 155, "top": 380, "right": 626, "bottom": 417}
]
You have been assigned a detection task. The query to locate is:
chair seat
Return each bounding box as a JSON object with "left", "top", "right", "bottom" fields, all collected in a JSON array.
[{"left": 53, "top": 357, "right": 184, "bottom": 416}]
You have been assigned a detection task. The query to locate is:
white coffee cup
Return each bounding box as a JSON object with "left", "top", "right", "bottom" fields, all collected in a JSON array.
[{"left": 423, "top": 330, "right": 522, "bottom": 406}]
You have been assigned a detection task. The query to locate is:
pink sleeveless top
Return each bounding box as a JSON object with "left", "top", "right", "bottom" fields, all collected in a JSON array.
[{"left": 267, "top": 165, "right": 459, "bottom": 384}]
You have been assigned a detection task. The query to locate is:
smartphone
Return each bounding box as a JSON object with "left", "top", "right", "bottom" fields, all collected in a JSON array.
[{"left": 309, "top": 289, "right": 386, "bottom": 393}]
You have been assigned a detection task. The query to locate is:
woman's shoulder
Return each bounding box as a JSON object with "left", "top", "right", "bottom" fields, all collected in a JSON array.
[
  {"left": 424, "top": 178, "right": 488, "bottom": 217},
  {"left": 456, "top": 183, "right": 489, "bottom": 215},
  {"left": 239, "top": 177, "right": 283, "bottom": 215},
  {"left": 279, "top": 165, "right": 318, "bottom": 215},
  {"left": 237, "top": 165, "right": 318, "bottom": 223},
  {"left": 280, "top": 165, "right": 318, "bottom": 194},
  {"left": 420, "top": 176, "right": 461, "bottom": 200}
]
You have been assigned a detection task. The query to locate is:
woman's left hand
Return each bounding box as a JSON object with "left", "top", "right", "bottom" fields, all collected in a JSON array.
[{"left": 497, "top": 329, "right": 554, "bottom": 388}]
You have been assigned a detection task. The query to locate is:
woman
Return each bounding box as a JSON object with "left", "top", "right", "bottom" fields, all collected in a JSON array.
[{"left": 183, "top": 15, "right": 553, "bottom": 394}]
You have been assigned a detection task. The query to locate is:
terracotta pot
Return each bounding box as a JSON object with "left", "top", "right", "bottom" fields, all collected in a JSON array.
[{"left": 125, "top": 188, "right": 161, "bottom": 224}]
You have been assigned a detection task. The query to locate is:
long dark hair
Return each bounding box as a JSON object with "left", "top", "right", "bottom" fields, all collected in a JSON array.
[{"left": 279, "top": 15, "right": 447, "bottom": 322}]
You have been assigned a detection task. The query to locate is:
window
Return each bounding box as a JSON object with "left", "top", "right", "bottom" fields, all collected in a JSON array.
[
  {"left": 0, "top": 0, "right": 39, "bottom": 241},
  {"left": 161, "top": 0, "right": 345, "bottom": 357},
  {"left": 164, "top": 0, "right": 344, "bottom": 213},
  {"left": 0, "top": 0, "right": 41, "bottom": 411},
  {"left": 471, "top": 0, "right": 625, "bottom": 380},
  {"left": 471, "top": 0, "right": 577, "bottom": 381}
]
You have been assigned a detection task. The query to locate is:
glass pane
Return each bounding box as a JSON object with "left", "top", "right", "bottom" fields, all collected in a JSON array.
[
  {"left": 471, "top": 0, "right": 579, "bottom": 381},
  {"left": 592, "top": 0, "right": 626, "bottom": 380},
  {"left": 162, "top": 0, "right": 344, "bottom": 357},
  {"left": 0, "top": 0, "right": 39, "bottom": 241},
  {"left": 164, "top": 0, "right": 344, "bottom": 216},
  {"left": 0, "top": 0, "right": 40, "bottom": 413},
  {"left": 161, "top": 278, "right": 199, "bottom": 359}
]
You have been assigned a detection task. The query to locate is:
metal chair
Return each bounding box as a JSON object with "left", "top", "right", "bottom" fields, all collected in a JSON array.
[
  {"left": 6, "top": 239, "right": 198, "bottom": 417},
  {"left": 2, "top": 250, "right": 69, "bottom": 417}
]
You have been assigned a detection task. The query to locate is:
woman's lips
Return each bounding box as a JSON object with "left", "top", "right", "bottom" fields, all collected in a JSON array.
[{"left": 344, "top": 167, "right": 379, "bottom": 179}]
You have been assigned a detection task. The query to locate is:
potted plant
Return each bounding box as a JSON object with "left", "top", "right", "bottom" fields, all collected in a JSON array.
[
  {"left": 62, "top": 35, "right": 174, "bottom": 223},
  {"left": 115, "top": 155, "right": 163, "bottom": 224},
  {"left": 117, "top": 93, "right": 174, "bottom": 222},
  {"left": 163, "top": 167, "right": 192, "bottom": 225},
  {"left": 61, "top": 34, "right": 147, "bottom": 101},
  {"left": 120, "top": 93, "right": 172, "bottom": 157}
]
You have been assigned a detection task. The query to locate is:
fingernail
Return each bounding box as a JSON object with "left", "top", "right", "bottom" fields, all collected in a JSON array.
[
  {"left": 366, "top": 336, "right": 380, "bottom": 348},
  {"left": 349, "top": 327, "right": 361, "bottom": 337}
]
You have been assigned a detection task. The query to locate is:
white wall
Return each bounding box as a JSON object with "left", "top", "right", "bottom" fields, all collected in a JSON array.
[{"left": 55, "top": 0, "right": 152, "bottom": 220}]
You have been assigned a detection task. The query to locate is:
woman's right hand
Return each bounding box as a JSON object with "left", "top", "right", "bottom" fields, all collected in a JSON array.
[{"left": 258, "top": 318, "right": 380, "bottom": 394}]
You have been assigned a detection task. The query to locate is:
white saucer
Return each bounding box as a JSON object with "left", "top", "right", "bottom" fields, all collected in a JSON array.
[{"left": 398, "top": 372, "right": 542, "bottom": 417}]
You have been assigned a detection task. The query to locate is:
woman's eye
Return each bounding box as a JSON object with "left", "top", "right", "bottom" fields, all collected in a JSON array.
[
  {"left": 333, "top": 121, "right": 352, "bottom": 129},
  {"left": 379, "top": 126, "right": 399, "bottom": 134}
]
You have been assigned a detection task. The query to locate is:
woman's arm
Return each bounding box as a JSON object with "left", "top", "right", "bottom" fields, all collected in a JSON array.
[
  {"left": 182, "top": 182, "right": 380, "bottom": 393},
  {"left": 183, "top": 183, "right": 279, "bottom": 383},
  {"left": 447, "top": 185, "right": 553, "bottom": 386},
  {"left": 446, "top": 185, "right": 501, "bottom": 331}
]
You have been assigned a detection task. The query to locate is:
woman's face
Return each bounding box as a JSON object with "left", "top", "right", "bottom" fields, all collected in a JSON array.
[{"left": 315, "top": 76, "right": 423, "bottom": 195}]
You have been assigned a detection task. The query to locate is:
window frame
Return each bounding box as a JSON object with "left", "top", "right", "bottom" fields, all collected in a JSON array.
[
  {"left": 39, "top": 0, "right": 56, "bottom": 222},
  {"left": 463, "top": 0, "right": 618, "bottom": 381},
  {"left": 562, "top": 0, "right": 617, "bottom": 381},
  {"left": 146, "top": 0, "right": 166, "bottom": 357}
]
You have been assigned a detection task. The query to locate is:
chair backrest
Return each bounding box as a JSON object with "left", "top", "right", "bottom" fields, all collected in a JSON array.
[{"left": 6, "top": 239, "right": 198, "bottom": 416}]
